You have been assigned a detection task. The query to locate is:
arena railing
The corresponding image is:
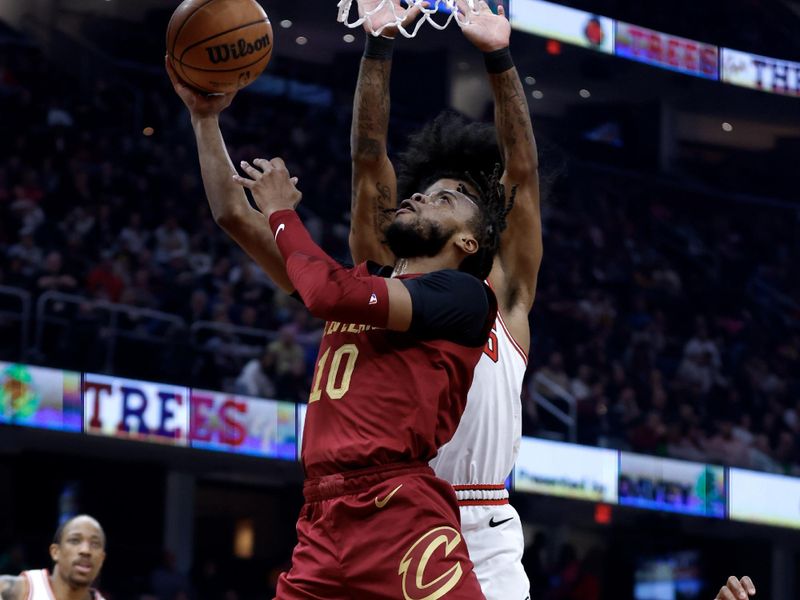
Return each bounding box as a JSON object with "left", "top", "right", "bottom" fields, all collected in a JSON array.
[
  {"left": 0, "top": 286, "right": 31, "bottom": 362},
  {"left": 33, "top": 291, "right": 187, "bottom": 373},
  {"left": 527, "top": 371, "right": 577, "bottom": 443}
]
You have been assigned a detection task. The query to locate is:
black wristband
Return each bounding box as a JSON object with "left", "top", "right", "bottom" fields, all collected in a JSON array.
[
  {"left": 364, "top": 35, "right": 395, "bottom": 61},
  {"left": 484, "top": 47, "right": 514, "bottom": 74}
]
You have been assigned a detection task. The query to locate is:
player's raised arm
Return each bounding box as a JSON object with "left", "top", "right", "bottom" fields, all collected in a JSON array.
[
  {"left": 458, "top": 1, "right": 541, "bottom": 321},
  {"left": 349, "top": 0, "right": 424, "bottom": 266},
  {"left": 165, "top": 58, "right": 295, "bottom": 293},
  {"left": 0, "top": 576, "right": 27, "bottom": 600}
]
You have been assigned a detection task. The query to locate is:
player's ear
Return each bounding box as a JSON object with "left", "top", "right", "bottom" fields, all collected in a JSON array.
[
  {"left": 455, "top": 234, "right": 478, "bottom": 256},
  {"left": 49, "top": 543, "right": 60, "bottom": 563}
]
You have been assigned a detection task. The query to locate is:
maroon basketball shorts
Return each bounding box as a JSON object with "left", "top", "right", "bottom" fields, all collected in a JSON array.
[{"left": 275, "top": 462, "right": 485, "bottom": 600}]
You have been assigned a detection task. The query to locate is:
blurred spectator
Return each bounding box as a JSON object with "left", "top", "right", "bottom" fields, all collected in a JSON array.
[
  {"left": 266, "top": 325, "right": 308, "bottom": 400},
  {"left": 235, "top": 350, "right": 277, "bottom": 399}
]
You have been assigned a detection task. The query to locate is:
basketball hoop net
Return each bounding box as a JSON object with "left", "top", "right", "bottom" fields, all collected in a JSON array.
[{"left": 337, "top": 0, "right": 479, "bottom": 38}]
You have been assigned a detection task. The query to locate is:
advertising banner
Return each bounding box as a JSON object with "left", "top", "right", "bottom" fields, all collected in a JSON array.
[
  {"left": 0, "top": 362, "right": 81, "bottom": 432},
  {"left": 619, "top": 453, "right": 725, "bottom": 518},
  {"left": 83, "top": 373, "right": 190, "bottom": 445},
  {"left": 729, "top": 468, "right": 800, "bottom": 528},
  {"left": 510, "top": 0, "right": 614, "bottom": 54},
  {"left": 190, "top": 390, "right": 296, "bottom": 460},
  {"left": 513, "top": 437, "right": 618, "bottom": 502},
  {"left": 721, "top": 48, "right": 800, "bottom": 96},
  {"left": 616, "top": 22, "right": 719, "bottom": 80}
]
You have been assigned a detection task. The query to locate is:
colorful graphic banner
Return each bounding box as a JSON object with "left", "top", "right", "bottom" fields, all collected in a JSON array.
[
  {"left": 510, "top": 0, "right": 614, "bottom": 54},
  {"left": 0, "top": 362, "right": 81, "bottom": 432},
  {"left": 615, "top": 22, "right": 719, "bottom": 80},
  {"left": 729, "top": 468, "right": 800, "bottom": 528},
  {"left": 721, "top": 48, "right": 800, "bottom": 96},
  {"left": 619, "top": 453, "right": 725, "bottom": 518},
  {"left": 513, "top": 437, "right": 618, "bottom": 502},
  {"left": 190, "top": 390, "right": 296, "bottom": 460},
  {"left": 83, "top": 373, "right": 190, "bottom": 445}
]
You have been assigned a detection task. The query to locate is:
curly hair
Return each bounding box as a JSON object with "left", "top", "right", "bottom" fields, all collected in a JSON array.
[{"left": 397, "top": 111, "right": 514, "bottom": 281}]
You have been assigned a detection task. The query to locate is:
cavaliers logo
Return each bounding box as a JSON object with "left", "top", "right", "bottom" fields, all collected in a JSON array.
[{"left": 398, "top": 526, "right": 464, "bottom": 600}]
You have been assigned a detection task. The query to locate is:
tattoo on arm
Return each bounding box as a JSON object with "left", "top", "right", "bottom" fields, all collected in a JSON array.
[
  {"left": 490, "top": 67, "right": 537, "bottom": 171},
  {"left": 373, "top": 181, "right": 394, "bottom": 237},
  {"left": 351, "top": 58, "right": 391, "bottom": 164},
  {"left": 0, "top": 576, "right": 24, "bottom": 600}
]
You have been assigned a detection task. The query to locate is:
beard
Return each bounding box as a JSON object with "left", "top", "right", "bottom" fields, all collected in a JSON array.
[{"left": 385, "top": 216, "right": 453, "bottom": 259}]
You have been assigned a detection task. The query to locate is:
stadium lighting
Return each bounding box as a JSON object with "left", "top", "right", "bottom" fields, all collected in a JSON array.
[
  {"left": 280, "top": 20, "right": 293, "bottom": 29},
  {"left": 343, "top": 34, "right": 356, "bottom": 43},
  {"left": 722, "top": 122, "right": 734, "bottom": 132},
  {"left": 524, "top": 76, "right": 536, "bottom": 85},
  {"left": 295, "top": 36, "right": 308, "bottom": 45},
  {"left": 579, "top": 89, "right": 591, "bottom": 98},
  {"left": 532, "top": 90, "right": 544, "bottom": 100}
]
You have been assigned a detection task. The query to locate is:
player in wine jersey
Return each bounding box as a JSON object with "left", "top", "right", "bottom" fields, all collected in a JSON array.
[
  {"left": 349, "top": 1, "right": 540, "bottom": 598},
  {"left": 168, "top": 57, "right": 515, "bottom": 598},
  {"left": 0, "top": 515, "right": 107, "bottom": 600}
]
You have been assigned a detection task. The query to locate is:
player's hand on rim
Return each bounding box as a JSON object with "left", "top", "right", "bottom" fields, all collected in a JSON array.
[
  {"left": 165, "top": 56, "right": 236, "bottom": 120},
  {"left": 233, "top": 158, "right": 302, "bottom": 217},
  {"left": 357, "top": 0, "right": 428, "bottom": 38},
  {"left": 715, "top": 576, "right": 756, "bottom": 600},
  {"left": 455, "top": 0, "right": 510, "bottom": 52}
]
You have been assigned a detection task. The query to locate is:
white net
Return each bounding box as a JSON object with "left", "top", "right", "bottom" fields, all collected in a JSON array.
[{"left": 337, "top": 0, "right": 479, "bottom": 38}]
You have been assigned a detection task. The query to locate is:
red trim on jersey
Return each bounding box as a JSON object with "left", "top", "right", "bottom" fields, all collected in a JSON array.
[
  {"left": 485, "top": 278, "right": 529, "bottom": 365},
  {"left": 458, "top": 498, "right": 510, "bottom": 506},
  {"left": 452, "top": 483, "right": 506, "bottom": 491},
  {"left": 22, "top": 571, "right": 33, "bottom": 600},
  {"left": 496, "top": 310, "right": 528, "bottom": 365}
]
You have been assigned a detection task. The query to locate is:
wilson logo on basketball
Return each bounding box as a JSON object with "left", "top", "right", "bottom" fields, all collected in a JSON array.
[
  {"left": 398, "top": 526, "right": 464, "bottom": 600},
  {"left": 205, "top": 34, "right": 271, "bottom": 64}
]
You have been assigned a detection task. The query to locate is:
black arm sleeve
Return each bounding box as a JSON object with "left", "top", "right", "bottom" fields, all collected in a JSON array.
[{"left": 403, "top": 270, "right": 497, "bottom": 347}]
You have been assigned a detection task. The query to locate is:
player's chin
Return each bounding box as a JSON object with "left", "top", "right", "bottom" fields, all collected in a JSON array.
[{"left": 69, "top": 567, "right": 97, "bottom": 584}]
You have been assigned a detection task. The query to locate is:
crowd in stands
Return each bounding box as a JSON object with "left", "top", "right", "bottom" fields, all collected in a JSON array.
[{"left": 2, "top": 25, "right": 800, "bottom": 479}]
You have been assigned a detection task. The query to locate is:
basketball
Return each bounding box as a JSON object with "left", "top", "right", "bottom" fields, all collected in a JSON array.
[{"left": 166, "top": 0, "right": 273, "bottom": 94}]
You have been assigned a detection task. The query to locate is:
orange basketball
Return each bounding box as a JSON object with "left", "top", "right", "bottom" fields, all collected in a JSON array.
[{"left": 166, "top": 0, "right": 273, "bottom": 94}]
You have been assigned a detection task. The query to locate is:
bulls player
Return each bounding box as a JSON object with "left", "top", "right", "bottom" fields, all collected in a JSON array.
[
  {"left": 0, "top": 515, "right": 107, "bottom": 600},
  {"left": 349, "top": 1, "right": 539, "bottom": 598},
  {"left": 167, "top": 56, "right": 513, "bottom": 596}
]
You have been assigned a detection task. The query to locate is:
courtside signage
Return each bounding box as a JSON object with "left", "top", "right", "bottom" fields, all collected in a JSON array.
[
  {"left": 190, "top": 389, "right": 296, "bottom": 459},
  {"left": 615, "top": 22, "right": 719, "bottom": 80},
  {"left": 619, "top": 453, "right": 725, "bottom": 518},
  {"left": 83, "top": 373, "right": 190, "bottom": 445},
  {"left": 721, "top": 48, "right": 800, "bottom": 96},
  {"left": 729, "top": 468, "right": 800, "bottom": 528},
  {"left": 513, "top": 437, "right": 618, "bottom": 502},
  {"left": 510, "top": 0, "right": 614, "bottom": 54},
  {"left": 0, "top": 362, "right": 81, "bottom": 432}
]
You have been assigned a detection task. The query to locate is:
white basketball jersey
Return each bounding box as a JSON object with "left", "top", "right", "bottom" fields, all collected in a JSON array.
[
  {"left": 430, "top": 309, "right": 527, "bottom": 487},
  {"left": 23, "top": 569, "right": 106, "bottom": 600}
]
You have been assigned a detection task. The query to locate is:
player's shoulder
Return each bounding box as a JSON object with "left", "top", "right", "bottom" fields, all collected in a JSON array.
[{"left": 0, "top": 574, "right": 29, "bottom": 600}]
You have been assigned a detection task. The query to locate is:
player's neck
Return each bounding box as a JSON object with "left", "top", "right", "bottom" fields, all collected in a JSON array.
[
  {"left": 50, "top": 572, "right": 92, "bottom": 600},
  {"left": 392, "top": 256, "right": 459, "bottom": 277}
]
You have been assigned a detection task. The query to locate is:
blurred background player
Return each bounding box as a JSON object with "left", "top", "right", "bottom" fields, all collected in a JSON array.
[
  {"left": 167, "top": 57, "right": 511, "bottom": 597},
  {"left": 0, "top": 515, "right": 106, "bottom": 600},
  {"left": 349, "top": 1, "right": 539, "bottom": 597}
]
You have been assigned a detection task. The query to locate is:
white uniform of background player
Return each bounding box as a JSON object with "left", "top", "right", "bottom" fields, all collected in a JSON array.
[
  {"left": 22, "top": 570, "right": 106, "bottom": 600},
  {"left": 430, "top": 307, "right": 530, "bottom": 599},
  {"left": 349, "top": 2, "right": 542, "bottom": 599}
]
